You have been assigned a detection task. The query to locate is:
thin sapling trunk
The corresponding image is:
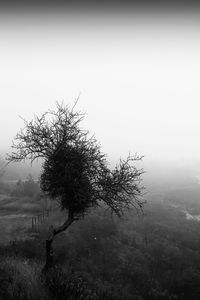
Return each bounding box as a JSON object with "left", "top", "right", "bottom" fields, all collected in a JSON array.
[{"left": 43, "top": 212, "right": 74, "bottom": 272}]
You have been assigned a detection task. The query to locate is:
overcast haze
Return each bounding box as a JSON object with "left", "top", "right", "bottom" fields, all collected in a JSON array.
[{"left": 1, "top": 3, "right": 200, "bottom": 175}]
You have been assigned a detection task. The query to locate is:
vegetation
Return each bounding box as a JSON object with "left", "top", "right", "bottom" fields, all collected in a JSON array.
[
  {"left": 1, "top": 200, "right": 200, "bottom": 299},
  {"left": 7, "top": 102, "right": 144, "bottom": 270},
  {"left": 0, "top": 157, "right": 5, "bottom": 178},
  {"left": 11, "top": 175, "right": 40, "bottom": 199},
  {"left": 1, "top": 102, "right": 200, "bottom": 299}
]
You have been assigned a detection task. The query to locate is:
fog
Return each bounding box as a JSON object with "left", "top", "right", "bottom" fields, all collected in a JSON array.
[
  {"left": 2, "top": 5, "right": 200, "bottom": 299},
  {"left": 1, "top": 3, "right": 200, "bottom": 179}
]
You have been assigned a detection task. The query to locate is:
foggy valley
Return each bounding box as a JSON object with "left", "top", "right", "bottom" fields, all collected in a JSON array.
[
  {"left": 1, "top": 142, "right": 200, "bottom": 299},
  {"left": 1, "top": 1, "right": 200, "bottom": 300}
]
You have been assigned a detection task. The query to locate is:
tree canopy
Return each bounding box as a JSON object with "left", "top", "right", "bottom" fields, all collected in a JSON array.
[{"left": 8, "top": 102, "right": 145, "bottom": 219}]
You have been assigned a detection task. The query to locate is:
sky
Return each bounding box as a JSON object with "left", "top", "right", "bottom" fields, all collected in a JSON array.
[{"left": 1, "top": 2, "right": 200, "bottom": 175}]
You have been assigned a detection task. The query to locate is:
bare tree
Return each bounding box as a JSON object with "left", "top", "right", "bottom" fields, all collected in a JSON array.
[{"left": 7, "top": 102, "right": 145, "bottom": 271}]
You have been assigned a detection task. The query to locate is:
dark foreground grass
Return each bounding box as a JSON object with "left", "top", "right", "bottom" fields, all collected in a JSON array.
[
  {"left": 0, "top": 233, "right": 134, "bottom": 300},
  {"left": 0, "top": 256, "right": 47, "bottom": 300},
  {"left": 0, "top": 207, "right": 164, "bottom": 300},
  {"left": 0, "top": 255, "right": 135, "bottom": 300}
]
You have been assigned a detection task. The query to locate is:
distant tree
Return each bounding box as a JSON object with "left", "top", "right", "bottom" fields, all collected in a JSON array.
[
  {"left": 0, "top": 157, "right": 5, "bottom": 179},
  {"left": 11, "top": 174, "right": 40, "bottom": 198},
  {"left": 7, "top": 102, "right": 145, "bottom": 270},
  {"left": 0, "top": 157, "right": 8, "bottom": 193},
  {"left": 23, "top": 174, "right": 40, "bottom": 198}
]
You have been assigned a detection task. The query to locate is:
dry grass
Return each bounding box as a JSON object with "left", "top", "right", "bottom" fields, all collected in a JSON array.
[
  {"left": 0, "top": 256, "right": 48, "bottom": 300},
  {"left": 0, "top": 194, "right": 50, "bottom": 245}
]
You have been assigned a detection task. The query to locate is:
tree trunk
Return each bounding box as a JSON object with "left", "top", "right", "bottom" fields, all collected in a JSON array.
[
  {"left": 43, "top": 214, "right": 74, "bottom": 272},
  {"left": 43, "top": 225, "right": 54, "bottom": 271}
]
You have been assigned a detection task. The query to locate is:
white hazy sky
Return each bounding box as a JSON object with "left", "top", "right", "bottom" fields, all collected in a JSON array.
[{"left": 1, "top": 8, "right": 200, "bottom": 168}]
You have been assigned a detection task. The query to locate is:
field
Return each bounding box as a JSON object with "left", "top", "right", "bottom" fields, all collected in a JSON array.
[
  {"left": 0, "top": 193, "right": 45, "bottom": 243},
  {"left": 1, "top": 178, "right": 200, "bottom": 299}
]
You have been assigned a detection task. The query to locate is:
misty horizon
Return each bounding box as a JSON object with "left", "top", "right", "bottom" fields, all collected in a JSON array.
[
  {"left": 1, "top": 2, "right": 200, "bottom": 177},
  {"left": 1, "top": 4, "right": 200, "bottom": 299}
]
